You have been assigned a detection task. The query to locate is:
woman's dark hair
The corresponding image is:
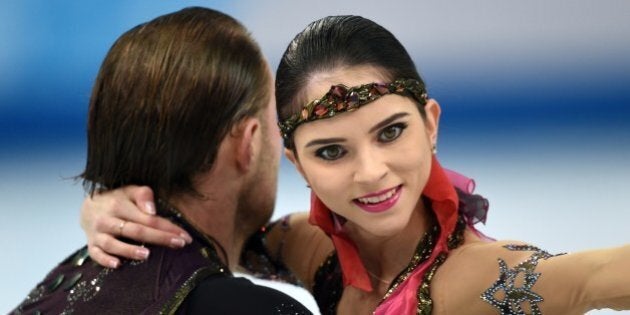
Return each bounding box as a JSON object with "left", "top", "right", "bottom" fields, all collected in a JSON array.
[
  {"left": 276, "top": 15, "right": 426, "bottom": 149},
  {"left": 80, "top": 7, "right": 270, "bottom": 198}
]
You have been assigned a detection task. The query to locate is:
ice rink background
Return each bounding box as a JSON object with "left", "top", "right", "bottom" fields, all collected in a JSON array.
[{"left": 1, "top": 1, "right": 629, "bottom": 313}]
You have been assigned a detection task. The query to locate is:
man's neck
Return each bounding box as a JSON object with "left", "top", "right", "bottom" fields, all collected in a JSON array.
[{"left": 169, "top": 193, "right": 244, "bottom": 271}]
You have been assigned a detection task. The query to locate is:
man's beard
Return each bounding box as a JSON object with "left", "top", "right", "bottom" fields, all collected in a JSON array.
[{"left": 234, "top": 143, "right": 278, "bottom": 238}]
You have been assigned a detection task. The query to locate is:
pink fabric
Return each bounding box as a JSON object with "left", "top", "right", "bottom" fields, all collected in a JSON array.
[
  {"left": 309, "top": 192, "right": 373, "bottom": 291},
  {"left": 443, "top": 168, "right": 475, "bottom": 194},
  {"left": 373, "top": 157, "right": 459, "bottom": 314},
  {"left": 374, "top": 248, "right": 444, "bottom": 314},
  {"left": 469, "top": 224, "right": 495, "bottom": 242}
]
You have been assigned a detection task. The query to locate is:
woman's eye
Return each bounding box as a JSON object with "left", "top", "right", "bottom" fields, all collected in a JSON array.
[
  {"left": 378, "top": 123, "right": 407, "bottom": 142},
  {"left": 315, "top": 145, "right": 346, "bottom": 161}
]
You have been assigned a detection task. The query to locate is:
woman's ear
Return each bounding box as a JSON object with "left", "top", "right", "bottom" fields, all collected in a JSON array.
[
  {"left": 424, "top": 99, "right": 441, "bottom": 146},
  {"left": 284, "top": 148, "right": 308, "bottom": 182}
]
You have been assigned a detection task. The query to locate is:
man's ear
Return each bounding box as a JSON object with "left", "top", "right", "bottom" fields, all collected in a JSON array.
[
  {"left": 424, "top": 99, "right": 441, "bottom": 146},
  {"left": 284, "top": 148, "right": 308, "bottom": 183},
  {"left": 233, "top": 117, "right": 261, "bottom": 173}
]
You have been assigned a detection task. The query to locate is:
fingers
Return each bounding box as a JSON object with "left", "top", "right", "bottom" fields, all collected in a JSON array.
[
  {"left": 81, "top": 185, "right": 195, "bottom": 266},
  {"left": 80, "top": 188, "right": 140, "bottom": 232},
  {"left": 91, "top": 233, "right": 151, "bottom": 263},
  {"left": 83, "top": 186, "right": 192, "bottom": 244},
  {"left": 88, "top": 244, "right": 121, "bottom": 269},
  {"left": 110, "top": 204, "right": 192, "bottom": 245},
  {"left": 121, "top": 186, "right": 193, "bottom": 243},
  {"left": 88, "top": 205, "right": 188, "bottom": 250},
  {"left": 118, "top": 221, "right": 189, "bottom": 249},
  {"left": 124, "top": 185, "right": 156, "bottom": 215}
]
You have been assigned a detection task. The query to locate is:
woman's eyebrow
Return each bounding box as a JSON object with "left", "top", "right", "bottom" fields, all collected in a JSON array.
[
  {"left": 305, "top": 137, "right": 346, "bottom": 148},
  {"left": 368, "top": 112, "right": 410, "bottom": 133}
]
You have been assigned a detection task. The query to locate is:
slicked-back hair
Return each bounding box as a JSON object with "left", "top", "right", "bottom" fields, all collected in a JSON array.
[
  {"left": 81, "top": 7, "right": 270, "bottom": 198},
  {"left": 276, "top": 15, "right": 426, "bottom": 149}
]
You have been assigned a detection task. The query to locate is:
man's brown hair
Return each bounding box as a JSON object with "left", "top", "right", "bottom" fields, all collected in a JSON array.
[{"left": 81, "top": 7, "right": 270, "bottom": 198}]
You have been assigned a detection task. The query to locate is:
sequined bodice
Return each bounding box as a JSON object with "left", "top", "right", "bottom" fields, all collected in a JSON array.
[{"left": 312, "top": 217, "right": 466, "bottom": 315}]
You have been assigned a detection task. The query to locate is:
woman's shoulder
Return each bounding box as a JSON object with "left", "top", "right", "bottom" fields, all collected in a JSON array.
[
  {"left": 277, "top": 212, "right": 334, "bottom": 290},
  {"left": 447, "top": 235, "right": 558, "bottom": 279},
  {"left": 453, "top": 228, "right": 551, "bottom": 262}
]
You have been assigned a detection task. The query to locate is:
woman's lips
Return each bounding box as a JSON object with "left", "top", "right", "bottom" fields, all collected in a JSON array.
[{"left": 353, "top": 185, "right": 402, "bottom": 213}]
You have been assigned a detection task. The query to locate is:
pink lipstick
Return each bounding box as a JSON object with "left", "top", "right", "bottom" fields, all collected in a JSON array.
[{"left": 353, "top": 185, "right": 402, "bottom": 213}]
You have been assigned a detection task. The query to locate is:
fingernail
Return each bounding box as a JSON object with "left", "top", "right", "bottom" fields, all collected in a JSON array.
[
  {"left": 136, "top": 248, "right": 150, "bottom": 260},
  {"left": 144, "top": 202, "right": 156, "bottom": 215},
  {"left": 180, "top": 232, "right": 193, "bottom": 244},
  {"left": 109, "top": 259, "right": 119, "bottom": 269},
  {"left": 170, "top": 238, "right": 186, "bottom": 248}
]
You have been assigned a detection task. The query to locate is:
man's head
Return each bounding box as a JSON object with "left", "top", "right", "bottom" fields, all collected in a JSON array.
[{"left": 81, "top": 7, "right": 276, "bottom": 209}]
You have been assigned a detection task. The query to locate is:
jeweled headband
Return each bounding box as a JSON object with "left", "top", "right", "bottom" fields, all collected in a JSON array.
[{"left": 278, "top": 78, "right": 428, "bottom": 141}]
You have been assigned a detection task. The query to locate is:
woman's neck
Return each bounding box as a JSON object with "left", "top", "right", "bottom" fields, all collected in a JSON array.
[{"left": 344, "top": 201, "right": 433, "bottom": 291}]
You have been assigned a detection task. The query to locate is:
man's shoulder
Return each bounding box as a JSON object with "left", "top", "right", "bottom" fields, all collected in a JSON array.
[
  {"left": 181, "top": 276, "right": 312, "bottom": 315},
  {"left": 10, "top": 242, "right": 227, "bottom": 314}
]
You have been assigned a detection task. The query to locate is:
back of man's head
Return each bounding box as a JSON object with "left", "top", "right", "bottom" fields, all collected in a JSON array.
[{"left": 81, "top": 7, "right": 271, "bottom": 199}]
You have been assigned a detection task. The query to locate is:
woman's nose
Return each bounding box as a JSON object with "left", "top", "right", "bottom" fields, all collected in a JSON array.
[{"left": 352, "top": 148, "right": 387, "bottom": 184}]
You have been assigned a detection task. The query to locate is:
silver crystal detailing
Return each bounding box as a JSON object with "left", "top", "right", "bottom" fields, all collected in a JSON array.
[
  {"left": 13, "top": 285, "right": 46, "bottom": 314},
  {"left": 481, "top": 244, "right": 563, "bottom": 315},
  {"left": 61, "top": 258, "right": 146, "bottom": 313}
]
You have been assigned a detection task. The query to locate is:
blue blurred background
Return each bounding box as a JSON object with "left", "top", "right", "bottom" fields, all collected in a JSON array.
[{"left": 1, "top": 1, "right": 629, "bottom": 313}]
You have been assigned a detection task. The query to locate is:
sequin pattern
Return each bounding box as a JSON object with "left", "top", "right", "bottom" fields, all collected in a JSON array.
[
  {"left": 312, "top": 217, "right": 466, "bottom": 315},
  {"left": 414, "top": 218, "right": 466, "bottom": 315},
  {"left": 59, "top": 267, "right": 110, "bottom": 313},
  {"left": 481, "top": 244, "right": 563, "bottom": 315},
  {"left": 13, "top": 285, "right": 46, "bottom": 314},
  {"left": 159, "top": 266, "right": 228, "bottom": 315},
  {"left": 12, "top": 201, "right": 231, "bottom": 315},
  {"left": 416, "top": 253, "right": 446, "bottom": 315},
  {"left": 380, "top": 225, "right": 438, "bottom": 302},
  {"left": 12, "top": 248, "right": 101, "bottom": 315},
  {"left": 312, "top": 252, "right": 343, "bottom": 315},
  {"left": 274, "top": 302, "right": 312, "bottom": 315},
  {"left": 241, "top": 218, "right": 301, "bottom": 285}
]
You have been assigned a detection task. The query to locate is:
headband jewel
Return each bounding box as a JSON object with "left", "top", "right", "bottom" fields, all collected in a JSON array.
[{"left": 278, "top": 78, "right": 428, "bottom": 141}]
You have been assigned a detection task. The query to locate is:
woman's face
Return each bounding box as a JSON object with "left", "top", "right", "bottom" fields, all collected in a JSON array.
[{"left": 287, "top": 66, "right": 440, "bottom": 238}]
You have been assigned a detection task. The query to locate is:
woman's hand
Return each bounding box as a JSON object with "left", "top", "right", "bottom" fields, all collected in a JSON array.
[{"left": 80, "top": 185, "right": 193, "bottom": 268}]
